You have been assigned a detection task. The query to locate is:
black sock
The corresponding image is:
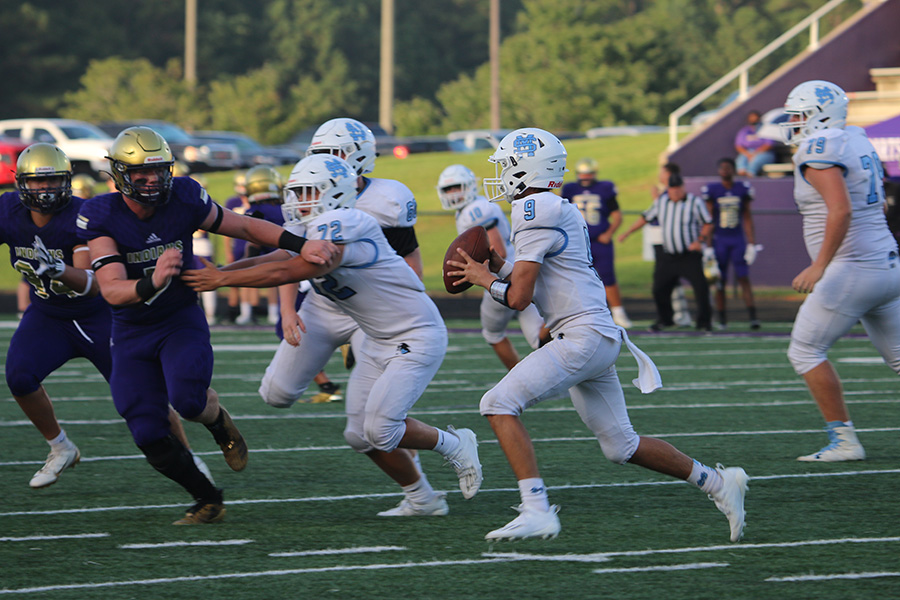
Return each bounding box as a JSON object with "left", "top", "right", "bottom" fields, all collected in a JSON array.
[
  {"left": 318, "top": 381, "right": 340, "bottom": 394},
  {"left": 717, "top": 311, "right": 727, "bottom": 325},
  {"left": 748, "top": 306, "right": 757, "bottom": 321},
  {"left": 205, "top": 407, "right": 229, "bottom": 445},
  {"left": 139, "top": 434, "right": 220, "bottom": 503}
]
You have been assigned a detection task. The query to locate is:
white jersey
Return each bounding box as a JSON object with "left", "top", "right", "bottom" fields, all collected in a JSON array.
[
  {"left": 793, "top": 126, "right": 896, "bottom": 262},
  {"left": 510, "top": 192, "right": 617, "bottom": 335},
  {"left": 303, "top": 208, "right": 442, "bottom": 339},
  {"left": 356, "top": 177, "right": 417, "bottom": 228},
  {"left": 455, "top": 196, "right": 514, "bottom": 257}
]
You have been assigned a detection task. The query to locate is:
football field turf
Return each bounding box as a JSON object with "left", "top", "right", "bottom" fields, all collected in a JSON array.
[{"left": 1, "top": 319, "right": 898, "bottom": 599}]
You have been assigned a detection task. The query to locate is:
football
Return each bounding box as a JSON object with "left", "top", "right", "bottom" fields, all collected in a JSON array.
[{"left": 443, "top": 226, "right": 491, "bottom": 294}]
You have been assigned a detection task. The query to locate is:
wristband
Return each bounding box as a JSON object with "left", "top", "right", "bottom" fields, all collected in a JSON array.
[
  {"left": 278, "top": 231, "right": 307, "bottom": 255},
  {"left": 489, "top": 279, "right": 511, "bottom": 307},
  {"left": 135, "top": 275, "right": 160, "bottom": 301},
  {"left": 497, "top": 260, "right": 514, "bottom": 279},
  {"left": 72, "top": 270, "right": 94, "bottom": 297}
]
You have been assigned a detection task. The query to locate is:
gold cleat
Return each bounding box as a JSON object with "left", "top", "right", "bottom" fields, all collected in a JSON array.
[
  {"left": 173, "top": 502, "right": 226, "bottom": 525},
  {"left": 208, "top": 407, "right": 248, "bottom": 471},
  {"left": 340, "top": 344, "right": 355, "bottom": 370}
]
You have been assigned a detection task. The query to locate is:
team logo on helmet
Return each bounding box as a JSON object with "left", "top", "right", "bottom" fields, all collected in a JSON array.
[
  {"left": 814, "top": 86, "right": 835, "bottom": 105},
  {"left": 513, "top": 134, "right": 538, "bottom": 157},
  {"left": 345, "top": 121, "right": 369, "bottom": 142},
  {"left": 325, "top": 157, "right": 350, "bottom": 178}
]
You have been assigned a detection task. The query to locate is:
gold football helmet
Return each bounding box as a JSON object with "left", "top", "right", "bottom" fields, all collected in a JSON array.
[
  {"left": 575, "top": 157, "right": 598, "bottom": 175},
  {"left": 15, "top": 143, "right": 73, "bottom": 213},
  {"left": 71, "top": 174, "right": 97, "bottom": 199},
  {"left": 172, "top": 161, "right": 191, "bottom": 178},
  {"left": 234, "top": 172, "right": 247, "bottom": 196},
  {"left": 244, "top": 165, "right": 283, "bottom": 204},
  {"left": 107, "top": 126, "right": 174, "bottom": 206}
]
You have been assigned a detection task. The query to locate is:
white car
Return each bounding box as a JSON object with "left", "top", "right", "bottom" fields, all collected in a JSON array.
[{"left": 0, "top": 118, "right": 112, "bottom": 176}]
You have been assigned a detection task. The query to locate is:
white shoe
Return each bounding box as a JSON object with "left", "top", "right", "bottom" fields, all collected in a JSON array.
[
  {"left": 674, "top": 312, "right": 693, "bottom": 327},
  {"left": 377, "top": 493, "right": 449, "bottom": 517},
  {"left": 193, "top": 453, "right": 215, "bottom": 485},
  {"left": 485, "top": 504, "right": 561, "bottom": 540},
  {"left": 235, "top": 313, "right": 253, "bottom": 325},
  {"left": 443, "top": 426, "right": 482, "bottom": 499},
  {"left": 709, "top": 464, "right": 749, "bottom": 542},
  {"left": 30, "top": 444, "right": 81, "bottom": 488},
  {"left": 797, "top": 424, "right": 865, "bottom": 462}
]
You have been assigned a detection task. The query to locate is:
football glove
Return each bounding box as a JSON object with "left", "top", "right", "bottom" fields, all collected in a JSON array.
[
  {"left": 702, "top": 247, "right": 720, "bottom": 283},
  {"left": 744, "top": 244, "right": 761, "bottom": 266},
  {"left": 33, "top": 235, "right": 66, "bottom": 279}
]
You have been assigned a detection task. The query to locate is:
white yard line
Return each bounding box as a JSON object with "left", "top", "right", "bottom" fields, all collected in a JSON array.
[
  {"left": 0, "top": 533, "right": 109, "bottom": 542},
  {"left": 2, "top": 469, "right": 898, "bottom": 518},
  {"left": 593, "top": 562, "right": 728, "bottom": 574},
  {"left": 0, "top": 557, "right": 517, "bottom": 595},
  {"left": 120, "top": 539, "right": 254, "bottom": 549},
  {"left": 767, "top": 571, "right": 900, "bottom": 582},
  {"left": 269, "top": 546, "right": 406, "bottom": 557}
]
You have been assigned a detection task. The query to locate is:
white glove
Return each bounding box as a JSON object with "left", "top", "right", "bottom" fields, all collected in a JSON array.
[
  {"left": 702, "top": 246, "right": 720, "bottom": 283},
  {"left": 32, "top": 235, "right": 66, "bottom": 279},
  {"left": 702, "top": 246, "right": 716, "bottom": 262},
  {"left": 744, "top": 244, "right": 761, "bottom": 266}
]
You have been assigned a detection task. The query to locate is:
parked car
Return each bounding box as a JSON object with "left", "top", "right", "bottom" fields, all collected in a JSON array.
[
  {"left": 0, "top": 136, "right": 30, "bottom": 188},
  {"left": 192, "top": 130, "right": 301, "bottom": 168},
  {"left": 96, "top": 120, "right": 240, "bottom": 172},
  {"left": 0, "top": 118, "right": 112, "bottom": 176}
]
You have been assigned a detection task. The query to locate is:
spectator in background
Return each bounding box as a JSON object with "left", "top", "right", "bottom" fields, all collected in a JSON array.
[
  {"left": 734, "top": 110, "right": 776, "bottom": 177},
  {"left": 561, "top": 158, "right": 632, "bottom": 328},
  {"left": 620, "top": 172, "right": 714, "bottom": 331},
  {"left": 222, "top": 172, "right": 260, "bottom": 324},
  {"left": 702, "top": 157, "right": 760, "bottom": 330}
]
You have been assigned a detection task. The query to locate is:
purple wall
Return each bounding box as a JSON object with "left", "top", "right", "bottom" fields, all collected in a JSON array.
[
  {"left": 671, "top": 0, "right": 900, "bottom": 178},
  {"left": 685, "top": 176, "right": 806, "bottom": 287}
]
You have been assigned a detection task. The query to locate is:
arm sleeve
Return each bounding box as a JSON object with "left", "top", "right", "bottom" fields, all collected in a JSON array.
[{"left": 382, "top": 226, "right": 419, "bottom": 257}]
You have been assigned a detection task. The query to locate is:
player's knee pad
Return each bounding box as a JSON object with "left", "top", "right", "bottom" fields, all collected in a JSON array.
[
  {"left": 343, "top": 426, "right": 373, "bottom": 453},
  {"left": 362, "top": 415, "right": 403, "bottom": 453},
  {"left": 598, "top": 432, "right": 639, "bottom": 465},
  {"left": 479, "top": 386, "right": 522, "bottom": 416},
  {"left": 787, "top": 337, "right": 827, "bottom": 375},
  {"left": 258, "top": 376, "right": 300, "bottom": 409},
  {"left": 6, "top": 370, "right": 40, "bottom": 398}
]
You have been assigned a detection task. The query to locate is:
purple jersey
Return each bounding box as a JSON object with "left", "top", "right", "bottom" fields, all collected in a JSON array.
[
  {"left": 561, "top": 180, "right": 619, "bottom": 240},
  {"left": 244, "top": 201, "right": 284, "bottom": 257},
  {"left": 76, "top": 176, "right": 215, "bottom": 324},
  {"left": 701, "top": 181, "right": 754, "bottom": 235},
  {"left": 0, "top": 192, "right": 106, "bottom": 319},
  {"left": 225, "top": 195, "right": 250, "bottom": 260}
]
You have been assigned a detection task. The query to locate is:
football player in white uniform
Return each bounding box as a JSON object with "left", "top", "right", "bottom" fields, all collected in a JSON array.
[
  {"left": 259, "top": 118, "right": 420, "bottom": 414},
  {"left": 183, "top": 155, "right": 483, "bottom": 516},
  {"left": 438, "top": 164, "right": 548, "bottom": 369},
  {"left": 447, "top": 128, "right": 748, "bottom": 542},
  {"left": 781, "top": 80, "right": 900, "bottom": 461}
]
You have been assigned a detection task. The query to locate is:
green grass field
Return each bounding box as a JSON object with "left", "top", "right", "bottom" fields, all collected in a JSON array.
[{"left": 1, "top": 319, "right": 898, "bottom": 599}]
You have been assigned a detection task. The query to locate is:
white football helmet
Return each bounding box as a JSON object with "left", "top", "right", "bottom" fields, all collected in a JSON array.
[
  {"left": 781, "top": 80, "right": 848, "bottom": 145},
  {"left": 282, "top": 155, "right": 358, "bottom": 226},
  {"left": 437, "top": 164, "right": 477, "bottom": 210},
  {"left": 305, "top": 118, "right": 376, "bottom": 175},
  {"left": 483, "top": 128, "right": 567, "bottom": 202}
]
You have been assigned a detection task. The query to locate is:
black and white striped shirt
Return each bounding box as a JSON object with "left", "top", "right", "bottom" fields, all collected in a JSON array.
[{"left": 643, "top": 191, "right": 712, "bottom": 254}]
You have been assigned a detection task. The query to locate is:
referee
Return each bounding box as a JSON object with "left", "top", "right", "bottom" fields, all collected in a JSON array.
[{"left": 619, "top": 172, "right": 714, "bottom": 331}]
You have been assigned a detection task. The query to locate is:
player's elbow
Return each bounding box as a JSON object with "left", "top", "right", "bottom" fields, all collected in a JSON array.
[{"left": 506, "top": 288, "right": 533, "bottom": 312}]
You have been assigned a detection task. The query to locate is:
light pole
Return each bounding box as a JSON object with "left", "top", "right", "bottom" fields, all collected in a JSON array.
[
  {"left": 379, "top": 0, "right": 395, "bottom": 134},
  {"left": 185, "top": 0, "right": 197, "bottom": 88},
  {"left": 490, "top": 0, "right": 500, "bottom": 130}
]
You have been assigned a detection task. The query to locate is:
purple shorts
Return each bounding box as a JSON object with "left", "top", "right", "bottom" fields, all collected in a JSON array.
[
  {"left": 109, "top": 303, "right": 213, "bottom": 446},
  {"left": 590, "top": 242, "right": 617, "bottom": 286}
]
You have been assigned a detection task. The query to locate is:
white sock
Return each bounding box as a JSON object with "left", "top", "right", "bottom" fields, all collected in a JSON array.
[
  {"left": 201, "top": 291, "right": 217, "bottom": 319},
  {"left": 688, "top": 460, "right": 723, "bottom": 495},
  {"left": 48, "top": 429, "right": 69, "bottom": 450},
  {"left": 432, "top": 428, "right": 461, "bottom": 457},
  {"left": 402, "top": 476, "right": 436, "bottom": 505},
  {"left": 612, "top": 306, "right": 628, "bottom": 318},
  {"left": 268, "top": 303, "right": 279, "bottom": 320},
  {"left": 411, "top": 450, "right": 423, "bottom": 475},
  {"left": 239, "top": 302, "right": 252, "bottom": 319},
  {"left": 518, "top": 477, "right": 550, "bottom": 512}
]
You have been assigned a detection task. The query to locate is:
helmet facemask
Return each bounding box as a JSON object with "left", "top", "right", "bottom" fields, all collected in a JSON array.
[
  {"left": 437, "top": 165, "right": 477, "bottom": 210},
  {"left": 15, "top": 143, "right": 73, "bottom": 214},
  {"left": 111, "top": 161, "right": 174, "bottom": 207}
]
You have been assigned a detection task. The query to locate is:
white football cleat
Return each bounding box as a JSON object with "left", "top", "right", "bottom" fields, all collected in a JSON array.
[
  {"left": 443, "top": 426, "right": 483, "bottom": 499},
  {"left": 709, "top": 464, "right": 749, "bottom": 542},
  {"left": 797, "top": 424, "right": 865, "bottom": 462},
  {"left": 377, "top": 493, "right": 449, "bottom": 517},
  {"left": 485, "top": 504, "right": 561, "bottom": 541},
  {"left": 30, "top": 444, "right": 81, "bottom": 489}
]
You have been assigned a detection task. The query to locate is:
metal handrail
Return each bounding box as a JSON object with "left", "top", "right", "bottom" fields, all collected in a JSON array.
[{"left": 667, "top": 0, "right": 855, "bottom": 150}]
